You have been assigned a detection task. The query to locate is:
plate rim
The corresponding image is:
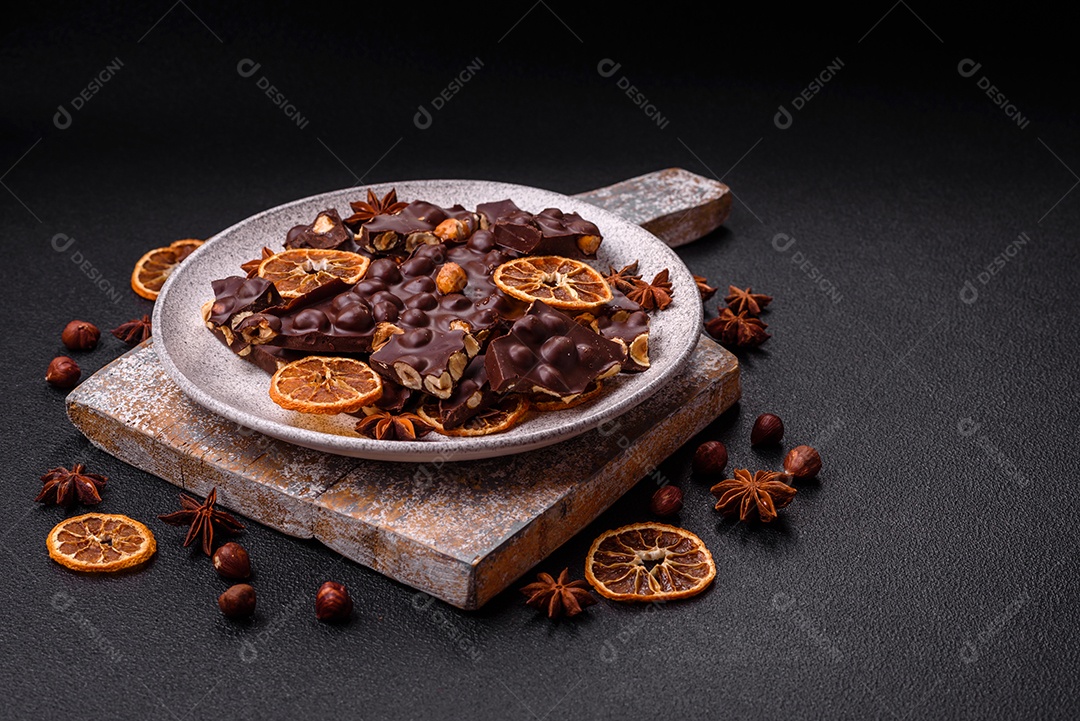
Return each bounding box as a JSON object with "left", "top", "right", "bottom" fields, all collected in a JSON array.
[{"left": 152, "top": 178, "right": 703, "bottom": 461}]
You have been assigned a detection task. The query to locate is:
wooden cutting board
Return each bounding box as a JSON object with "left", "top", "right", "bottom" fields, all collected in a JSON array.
[{"left": 66, "top": 168, "right": 739, "bottom": 609}]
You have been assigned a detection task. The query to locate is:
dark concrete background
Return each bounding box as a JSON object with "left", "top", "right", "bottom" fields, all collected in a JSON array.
[{"left": 3, "top": 3, "right": 1078, "bottom": 719}]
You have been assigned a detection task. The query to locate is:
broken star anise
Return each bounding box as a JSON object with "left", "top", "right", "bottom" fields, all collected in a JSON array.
[
  {"left": 355, "top": 411, "right": 433, "bottom": 441},
  {"left": 111, "top": 315, "right": 152, "bottom": 345},
  {"left": 725, "top": 285, "right": 772, "bottom": 316},
  {"left": 158, "top": 487, "right": 244, "bottom": 556},
  {"left": 626, "top": 269, "right": 674, "bottom": 311},
  {"left": 603, "top": 261, "right": 642, "bottom": 294},
  {"left": 343, "top": 188, "right": 408, "bottom": 229},
  {"left": 711, "top": 469, "right": 796, "bottom": 523},
  {"left": 240, "top": 247, "right": 275, "bottom": 278},
  {"left": 704, "top": 308, "right": 769, "bottom": 348},
  {"left": 520, "top": 568, "right": 597, "bottom": 619},
  {"left": 694, "top": 275, "right": 717, "bottom": 302},
  {"left": 36, "top": 464, "right": 107, "bottom": 507}
]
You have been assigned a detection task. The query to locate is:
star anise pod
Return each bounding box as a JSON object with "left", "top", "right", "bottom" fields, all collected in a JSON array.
[
  {"left": 603, "top": 261, "right": 642, "bottom": 294},
  {"left": 711, "top": 469, "right": 796, "bottom": 523},
  {"left": 725, "top": 285, "right": 772, "bottom": 316},
  {"left": 355, "top": 411, "right": 434, "bottom": 441},
  {"left": 520, "top": 568, "right": 596, "bottom": 619},
  {"left": 36, "top": 464, "right": 107, "bottom": 507},
  {"left": 344, "top": 188, "right": 408, "bottom": 229},
  {"left": 704, "top": 308, "right": 770, "bottom": 348},
  {"left": 240, "top": 247, "right": 275, "bottom": 278},
  {"left": 626, "top": 269, "right": 674, "bottom": 311},
  {"left": 158, "top": 487, "right": 244, "bottom": 556},
  {"left": 694, "top": 275, "right": 717, "bottom": 302},
  {"left": 111, "top": 315, "right": 152, "bottom": 345}
]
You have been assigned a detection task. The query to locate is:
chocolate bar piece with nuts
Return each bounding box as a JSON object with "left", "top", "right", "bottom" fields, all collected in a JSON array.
[
  {"left": 204, "top": 276, "right": 285, "bottom": 348},
  {"left": 359, "top": 201, "right": 477, "bottom": 256},
  {"left": 435, "top": 354, "right": 494, "bottom": 429},
  {"left": 285, "top": 208, "right": 358, "bottom": 252},
  {"left": 486, "top": 301, "right": 623, "bottom": 399},
  {"left": 369, "top": 327, "right": 473, "bottom": 399},
  {"left": 486, "top": 204, "right": 603, "bottom": 258},
  {"left": 591, "top": 309, "right": 650, "bottom": 372}
]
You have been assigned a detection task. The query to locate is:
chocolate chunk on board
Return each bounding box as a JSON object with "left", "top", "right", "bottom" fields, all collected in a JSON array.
[{"left": 485, "top": 301, "right": 623, "bottom": 399}]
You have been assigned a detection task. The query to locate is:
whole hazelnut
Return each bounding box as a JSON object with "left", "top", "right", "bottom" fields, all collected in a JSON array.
[
  {"left": 650, "top": 486, "right": 683, "bottom": 517},
  {"left": 751, "top": 413, "right": 784, "bottom": 446},
  {"left": 784, "top": 445, "right": 822, "bottom": 480},
  {"left": 61, "top": 320, "right": 101, "bottom": 351},
  {"left": 315, "top": 581, "right": 353, "bottom": 622},
  {"left": 212, "top": 542, "right": 251, "bottom": 579},
  {"left": 218, "top": 583, "right": 256, "bottom": 619},
  {"left": 46, "top": 356, "right": 81, "bottom": 388},
  {"left": 693, "top": 440, "right": 728, "bottom": 476},
  {"left": 435, "top": 262, "right": 468, "bottom": 294}
]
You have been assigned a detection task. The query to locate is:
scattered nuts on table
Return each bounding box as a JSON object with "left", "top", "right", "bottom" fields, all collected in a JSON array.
[
  {"left": 218, "top": 583, "right": 257, "bottom": 619},
  {"left": 692, "top": 440, "right": 728, "bottom": 476},
  {"left": 750, "top": 413, "right": 784, "bottom": 446},
  {"left": 650, "top": 486, "right": 684, "bottom": 517},
  {"left": 212, "top": 542, "right": 251, "bottom": 579},
  {"left": 784, "top": 445, "right": 822, "bottom": 480},
  {"left": 61, "top": 320, "right": 100, "bottom": 351},
  {"left": 315, "top": 581, "right": 353, "bottom": 622},
  {"left": 46, "top": 356, "right": 81, "bottom": 388}
]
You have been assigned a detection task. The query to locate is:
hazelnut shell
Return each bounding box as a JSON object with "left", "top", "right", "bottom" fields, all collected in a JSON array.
[
  {"left": 315, "top": 581, "right": 353, "bottom": 622},
  {"left": 750, "top": 413, "right": 784, "bottom": 445},
  {"left": 212, "top": 542, "right": 251, "bottom": 579},
  {"left": 46, "top": 356, "right": 81, "bottom": 388},
  {"left": 218, "top": 583, "right": 256, "bottom": 619},
  {"left": 693, "top": 440, "right": 728, "bottom": 476},
  {"left": 650, "top": 486, "right": 684, "bottom": 517},
  {"left": 61, "top": 320, "right": 101, "bottom": 351}
]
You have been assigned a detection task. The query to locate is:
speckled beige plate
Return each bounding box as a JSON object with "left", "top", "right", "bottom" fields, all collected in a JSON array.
[{"left": 153, "top": 180, "right": 702, "bottom": 461}]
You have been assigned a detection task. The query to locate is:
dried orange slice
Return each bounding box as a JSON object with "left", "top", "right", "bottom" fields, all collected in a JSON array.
[
  {"left": 269, "top": 356, "right": 382, "bottom": 414},
  {"left": 531, "top": 381, "right": 604, "bottom": 412},
  {"left": 417, "top": 395, "right": 529, "bottom": 436},
  {"left": 585, "top": 522, "right": 715, "bottom": 602},
  {"left": 130, "top": 239, "right": 204, "bottom": 300},
  {"left": 47, "top": 513, "right": 156, "bottom": 573},
  {"left": 258, "top": 248, "right": 370, "bottom": 299},
  {"left": 493, "top": 256, "right": 613, "bottom": 310}
]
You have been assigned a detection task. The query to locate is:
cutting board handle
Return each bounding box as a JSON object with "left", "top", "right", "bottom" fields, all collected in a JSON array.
[{"left": 573, "top": 167, "right": 731, "bottom": 247}]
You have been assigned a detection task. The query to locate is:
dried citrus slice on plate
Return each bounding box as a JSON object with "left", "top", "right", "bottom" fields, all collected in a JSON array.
[
  {"left": 269, "top": 356, "right": 382, "bottom": 414},
  {"left": 47, "top": 513, "right": 156, "bottom": 572},
  {"left": 493, "top": 256, "right": 613, "bottom": 310},
  {"left": 417, "top": 395, "right": 529, "bottom": 436},
  {"left": 585, "top": 522, "right": 715, "bottom": 602},
  {"left": 258, "top": 248, "right": 370, "bottom": 299},
  {"left": 130, "top": 239, "right": 204, "bottom": 300}
]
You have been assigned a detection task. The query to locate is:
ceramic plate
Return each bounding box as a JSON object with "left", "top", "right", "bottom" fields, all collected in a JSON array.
[{"left": 153, "top": 180, "right": 703, "bottom": 461}]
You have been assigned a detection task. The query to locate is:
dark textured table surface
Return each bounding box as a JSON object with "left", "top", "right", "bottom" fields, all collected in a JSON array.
[{"left": 3, "top": 5, "right": 1078, "bottom": 720}]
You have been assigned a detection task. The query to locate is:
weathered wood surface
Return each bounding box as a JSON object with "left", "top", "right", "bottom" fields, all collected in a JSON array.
[
  {"left": 573, "top": 168, "right": 731, "bottom": 247},
  {"left": 65, "top": 169, "right": 739, "bottom": 608},
  {"left": 67, "top": 337, "right": 738, "bottom": 608}
]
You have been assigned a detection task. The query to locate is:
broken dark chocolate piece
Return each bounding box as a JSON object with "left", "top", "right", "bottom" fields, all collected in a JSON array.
[
  {"left": 359, "top": 201, "right": 477, "bottom": 257},
  {"left": 485, "top": 301, "right": 623, "bottom": 399},
  {"left": 285, "top": 208, "right": 356, "bottom": 251}
]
